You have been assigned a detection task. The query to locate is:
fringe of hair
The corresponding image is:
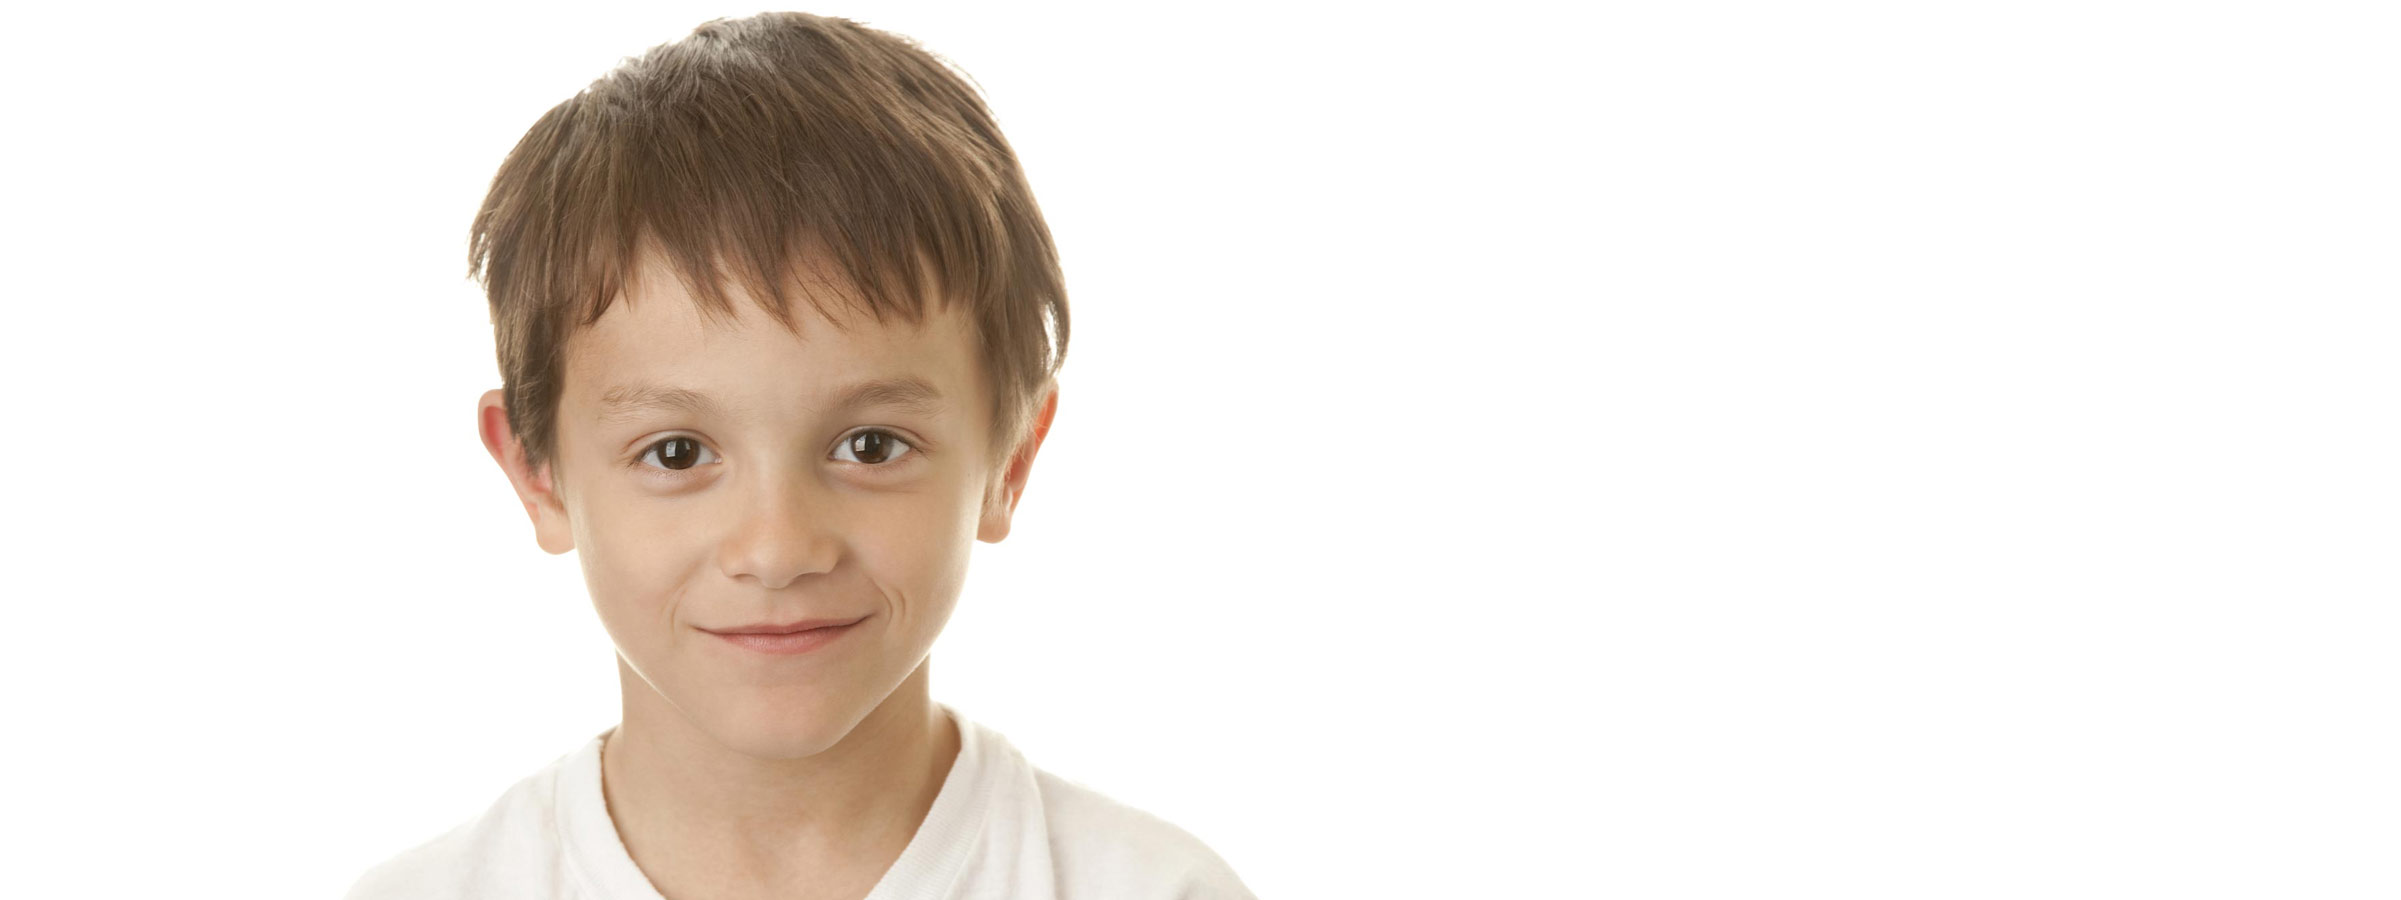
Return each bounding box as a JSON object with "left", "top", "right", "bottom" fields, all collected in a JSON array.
[{"left": 469, "top": 12, "right": 1068, "bottom": 484}]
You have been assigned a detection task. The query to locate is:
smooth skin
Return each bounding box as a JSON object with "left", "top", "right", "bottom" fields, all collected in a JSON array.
[{"left": 477, "top": 249, "right": 1057, "bottom": 900}]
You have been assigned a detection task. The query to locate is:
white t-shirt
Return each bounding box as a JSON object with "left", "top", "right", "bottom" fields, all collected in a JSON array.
[{"left": 345, "top": 704, "right": 1255, "bottom": 900}]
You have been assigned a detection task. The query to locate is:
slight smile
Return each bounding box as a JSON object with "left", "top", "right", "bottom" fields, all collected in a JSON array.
[{"left": 700, "top": 614, "right": 870, "bottom": 656}]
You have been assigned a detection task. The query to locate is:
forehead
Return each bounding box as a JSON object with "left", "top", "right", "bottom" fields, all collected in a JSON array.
[{"left": 559, "top": 256, "right": 982, "bottom": 419}]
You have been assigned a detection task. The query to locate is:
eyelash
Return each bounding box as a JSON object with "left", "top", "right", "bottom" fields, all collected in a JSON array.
[{"left": 631, "top": 429, "right": 919, "bottom": 476}]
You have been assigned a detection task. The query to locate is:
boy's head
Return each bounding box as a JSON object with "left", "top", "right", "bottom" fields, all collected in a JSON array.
[{"left": 465, "top": 13, "right": 1066, "bottom": 758}]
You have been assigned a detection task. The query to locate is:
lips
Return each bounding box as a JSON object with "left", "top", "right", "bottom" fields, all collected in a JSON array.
[
  {"left": 703, "top": 614, "right": 869, "bottom": 635},
  {"left": 702, "top": 614, "right": 868, "bottom": 656}
]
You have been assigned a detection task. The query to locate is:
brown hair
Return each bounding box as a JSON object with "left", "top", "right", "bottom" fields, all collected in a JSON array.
[{"left": 468, "top": 12, "right": 1068, "bottom": 494}]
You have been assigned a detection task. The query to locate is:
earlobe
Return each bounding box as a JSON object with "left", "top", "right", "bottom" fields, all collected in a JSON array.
[
  {"left": 479, "top": 389, "right": 576, "bottom": 555},
  {"left": 976, "top": 386, "right": 1059, "bottom": 544}
]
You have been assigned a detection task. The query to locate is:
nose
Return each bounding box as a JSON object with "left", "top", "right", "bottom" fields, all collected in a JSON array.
[{"left": 716, "top": 469, "right": 841, "bottom": 591}]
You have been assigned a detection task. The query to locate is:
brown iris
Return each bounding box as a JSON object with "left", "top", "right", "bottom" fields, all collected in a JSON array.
[
  {"left": 656, "top": 437, "right": 703, "bottom": 470},
  {"left": 848, "top": 431, "right": 896, "bottom": 464}
]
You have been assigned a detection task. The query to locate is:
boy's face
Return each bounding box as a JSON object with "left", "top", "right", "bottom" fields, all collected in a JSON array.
[{"left": 477, "top": 254, "right": 1053, "bottom": 759}]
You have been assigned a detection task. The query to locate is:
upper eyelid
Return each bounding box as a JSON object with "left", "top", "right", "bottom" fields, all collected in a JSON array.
[
  {"left": 831, "top": 428, "right": 919, "bottom": 464},
  {"left": 634, "top": 428, "right": 919, "bottom": 468},
  {"left": 634, "top": 435, "right": 721, "bottom": 471}
]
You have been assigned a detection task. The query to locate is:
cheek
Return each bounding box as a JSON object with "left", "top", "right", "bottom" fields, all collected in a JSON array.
[
  {"left": 572, "top": 486, "right": 713, "bottom": 625},
  {"left": 569, "top": 468, "right": 986, "bottom": 633},
  {"left": 852, "top": 490, "right": 982, "bottom": 622}
]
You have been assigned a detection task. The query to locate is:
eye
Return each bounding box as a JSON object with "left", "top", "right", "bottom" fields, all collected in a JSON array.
[
  {"left": 637, "top": 436, "right": 719, "bottom": 473},
  {"left": 833, "top": 429, "right": 916, "bottom": 465}
]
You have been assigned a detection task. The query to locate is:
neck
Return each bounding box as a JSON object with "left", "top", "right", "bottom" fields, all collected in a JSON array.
[{"left": 599, "top": 656, "right": 960, "bottom": 892}]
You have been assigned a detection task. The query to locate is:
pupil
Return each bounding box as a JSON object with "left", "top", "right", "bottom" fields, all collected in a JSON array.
[
  {"left": 661, "top": 438, "right": 697, "bottom": 470},
  {"left": 853, "top": 432, "right": 888, "bottom": 464}
]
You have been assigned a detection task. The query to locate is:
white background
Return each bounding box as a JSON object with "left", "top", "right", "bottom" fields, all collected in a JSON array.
[{"left": 3, "top": 1, "right": 2395, "bottom": 897}]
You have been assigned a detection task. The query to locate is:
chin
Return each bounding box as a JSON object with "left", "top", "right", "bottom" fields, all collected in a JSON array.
[{"left": 698, "top": 690, "right": 873, "bottom": 760}]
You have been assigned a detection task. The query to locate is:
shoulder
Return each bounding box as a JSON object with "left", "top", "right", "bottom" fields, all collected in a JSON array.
[
  {"left": 1031, "top": 767, "right": 1258, "bottom": 900},
  {"left": 342, "top": 748, "right": 582, "bottom": 900}
]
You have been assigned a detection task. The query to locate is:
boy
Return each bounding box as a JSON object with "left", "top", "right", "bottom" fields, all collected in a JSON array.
[{"left": 346, "top": 12, "right": 1253, "bottom": 900}]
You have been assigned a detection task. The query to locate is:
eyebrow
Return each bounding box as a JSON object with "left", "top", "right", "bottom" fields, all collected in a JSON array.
[{"left": 596, "top": 376, "right": 945, "bottom": 424}]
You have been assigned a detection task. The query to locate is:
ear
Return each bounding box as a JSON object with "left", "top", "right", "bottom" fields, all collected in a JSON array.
[
  {"left": 479, "top": 388, "right": 575, "bottom": 555},
  {"left": 978, "top": 386, "right": 1059, "bottom": 544}
]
